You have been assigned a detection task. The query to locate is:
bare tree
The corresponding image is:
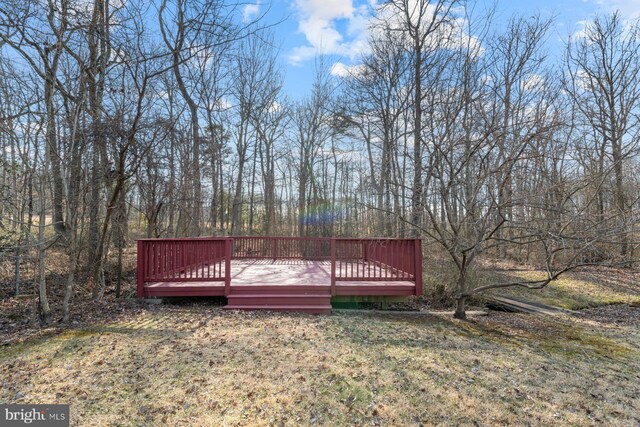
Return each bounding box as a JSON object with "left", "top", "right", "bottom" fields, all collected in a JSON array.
[
  {"left": 384, "top": 0, "right": 459, "bottom": 236},
  {"left": 0, "top": 0, "right": 73, "bottom": 237},
  {"left": 292, "top": 65, "right": 333, "bottom": 237},
  {"left": 338, "top": 26, "right": 411, "bottom": 236},
  {"left": 564, "top": 12, "right": 640, "bottom": 264}
]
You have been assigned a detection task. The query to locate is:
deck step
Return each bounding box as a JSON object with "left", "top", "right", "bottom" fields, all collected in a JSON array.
[
  {"left": 224, "top": 304, "right": 332, "bottom": 315},
  {"left": 225, "top": 292, "right": 332, "bottom": 314},
  {"left": 229, "top": 285, "right": 331, "bottom": 295},
  {"left": 228, "top": 294, "right": 329, "bottom": 305}
]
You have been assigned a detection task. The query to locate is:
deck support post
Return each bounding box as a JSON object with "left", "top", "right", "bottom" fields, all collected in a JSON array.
[
  {"left": 414, "top": 239, "right": 423, "bottom": 296},
  {"left": 137, "top": 240, "right": 145, "bottom": 298},
  {"left": 225, "top": 239, "right": 232, "bottom": 296},
  {"left": 330, "top": 239, "right": 336, "bottom": 296}
]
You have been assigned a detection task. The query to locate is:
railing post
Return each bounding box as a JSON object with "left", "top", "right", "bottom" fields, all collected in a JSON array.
[
  {"left": 225, "top": 239, "right": 232, "bottom": 296},
  {"left": 414, "top": 239, "right": 423, "bottom": 296},
  {"left": 137, "top": 240, "right": 145, "bottom": 298},
  {"left": 362, "top": 240, "right": 368, "bottom": 262},
  {"left": 330, "top": 238, "right": 336, "bottom": 296},
  {"left": 273, "top": 238, "right": 278, "bottom": 261}
]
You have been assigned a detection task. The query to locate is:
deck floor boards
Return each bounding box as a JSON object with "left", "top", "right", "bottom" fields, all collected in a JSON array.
[{"left": 232, "top": 259, "right": 330, "bottom": 286}]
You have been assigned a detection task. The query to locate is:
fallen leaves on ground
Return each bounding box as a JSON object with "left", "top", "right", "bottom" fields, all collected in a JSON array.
[{"left": 1, "top": 304, "right": 639, "bottom": 426}]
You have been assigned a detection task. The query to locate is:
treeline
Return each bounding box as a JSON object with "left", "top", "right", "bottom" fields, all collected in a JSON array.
[{"left": 0, "top": 0, "right": 638, "bottom": 320}]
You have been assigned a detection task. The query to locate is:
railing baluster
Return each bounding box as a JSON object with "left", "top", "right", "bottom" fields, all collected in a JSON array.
[
  {"left": 387, "top": 241, "right": 393, "bottom": 279},
  {"left": 149, "top": 242, "right": 153, "bottom": 280},
  {"left": 158, "top": 241, "right": 162, "bottom": 279},
  {"left": 163, "top": 242, "right": 167, "bottom": 280},
  {"left": 406, "top": 240, "right": 411, "bottom": 279},
  {"left": 169, "top": 241, "right": 173, "bottom": 279},
  {"left": 225, "top": 239, "right": 231, "bottom": 296},
  {"left": 147, "top": 242, "right": 152, "bottom": 280},
  {"left": 153, "top": 241, "right": 158, "bottom": 280},
  {"left": 175, "top": 242, "right": 180, "bottom": 278},
  {"left": 179, "top": 242, "right": 184, "bottom": 279},
  {"left": 398, "top": 241, "right": 403, "bottom": 279},
  {"left": 184, "top": 242, "right": 189, "bottom": 279},
  {"left": 148, "top": 241, "right": 153, "bottom": 280},
  {"left": 158, "top": 242, "right": 163, "bottom": 279},
  {"left": 348, "top": 241, "right": 353, "bottom": 278},
  {"left": 167, "top": 242, "right": 172, "bottom": 279},
  {"left": 198, "top": 241, "right": 202, "bottom": 279},
  {"left": 190, "top": 242, "right": 194, "bottom": 279},
  {"left": 153, "top": 242, "right": 157, "bottom": 280},
  {"left": 364, "top": 241, "right": 368, "bottom": 279},
  {"left": 214, "top": 240, "right": 218, "bottom": 278}
]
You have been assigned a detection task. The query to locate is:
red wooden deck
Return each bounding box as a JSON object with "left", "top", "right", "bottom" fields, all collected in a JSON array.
[{"left": 137, "top": 237, "right": 422, "bottom": 314}]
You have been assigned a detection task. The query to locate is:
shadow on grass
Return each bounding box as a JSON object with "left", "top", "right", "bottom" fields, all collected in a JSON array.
[{"left": 331, "top": 309, "right": 635, "bottom": 363}]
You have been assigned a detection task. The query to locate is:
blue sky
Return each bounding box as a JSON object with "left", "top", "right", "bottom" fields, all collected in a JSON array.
[{"left": 244, "top": 0, "right": 640, "bottom": 99}]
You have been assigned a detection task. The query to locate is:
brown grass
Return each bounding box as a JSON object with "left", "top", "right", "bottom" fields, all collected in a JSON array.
[
  {"left": 1, "top": 305, "right": 639, "bottom": 426},
  {"left": 485, "top": 267, "right": 640, "bottom": 310},
  {"left": 422, "top": 253, "right": 640, "bottom": 310}
]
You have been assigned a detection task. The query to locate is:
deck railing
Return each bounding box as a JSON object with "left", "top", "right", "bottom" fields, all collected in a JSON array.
[
  {"left": 138, "top": 236, "right": 423, "bottom": 297},
  {"left": 331, "top": 238, "right": 422, "bottom": 295},
  {"left": 334, "top": 239, "right": 417, "bottom": 280},
  {"left": 137, "top": 238, "right": 230, "bottom": 297},
  {"left": 231, "top": 236, "right": 331, "bottom": 260}
]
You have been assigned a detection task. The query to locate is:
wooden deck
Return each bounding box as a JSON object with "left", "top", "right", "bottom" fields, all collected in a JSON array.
[
  {"left": 144, "top": 259, "right": 415, "bottom": 296},
  {"left": 138, "top": 236, "right": 422, "bottom": 313}
]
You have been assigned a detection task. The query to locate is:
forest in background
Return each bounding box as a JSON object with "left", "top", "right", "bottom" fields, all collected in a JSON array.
[{"left": 0, "top": 0, "right": 639, "bottom": 321}]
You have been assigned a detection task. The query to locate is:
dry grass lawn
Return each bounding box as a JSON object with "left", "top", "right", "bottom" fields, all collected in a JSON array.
[{"left": 1, "top": 304, "right": 639, "bottom": 426}]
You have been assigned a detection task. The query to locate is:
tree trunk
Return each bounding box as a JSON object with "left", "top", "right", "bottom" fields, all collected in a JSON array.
[
  {"left": 612, "top": 139, "right": 628, "bottom": 261},
  {"left": 63, "top": 244, "right": 78, "bottom": 323},
  {"left": 45, "top": 73, "right": 67, "bottom": 238},
  {"left": 38, "top": 176, "right": 51, "bottom": 325},
  {"left": 454, "top": 266, "right": 468, "bottom": 319},
  {"left": 411, "top": 43, "right": 423, "bottom": 236},
  {"left": 454, "top": 296, "right": 466, "bottom": 320}
]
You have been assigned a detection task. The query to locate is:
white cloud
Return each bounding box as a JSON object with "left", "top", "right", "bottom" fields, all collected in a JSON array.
[
  {"left": 288, "top": 0, "right": 373, "bottom": 65},
  {"left": 373, "top": 2, "right": 480, "bottom": 54},
  {"left": 243, "top": 2, "right": 261, "bottom": 24},
  {"left": 587, "top": 0, "right": 640, "bottom": 20},
  {"left": 289, "top": 46, "right": 319, "bottom": 66},
  {"left": 295, "top": 0, "right": 354, "bottom": 21},
  {"left": 268, "top": 100, "right": 281, "bottom": 112},
  {"left": 212, "top": 97, "right": 232, "bottom": 111},
  {"left": 289, "top": 0, "right": 481, "bottom": 72},
  {"left": 572, "top": 8, "right": 638, "bottom": 44},
  {"left": 572, "top": 20, "right": 590, "bottom": 40},
  {"left": 522, "top": 73, "right": 545, "bottom": 92},
  {"left": 330, "top": 62, "right": 364, "bottom": 78}
]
